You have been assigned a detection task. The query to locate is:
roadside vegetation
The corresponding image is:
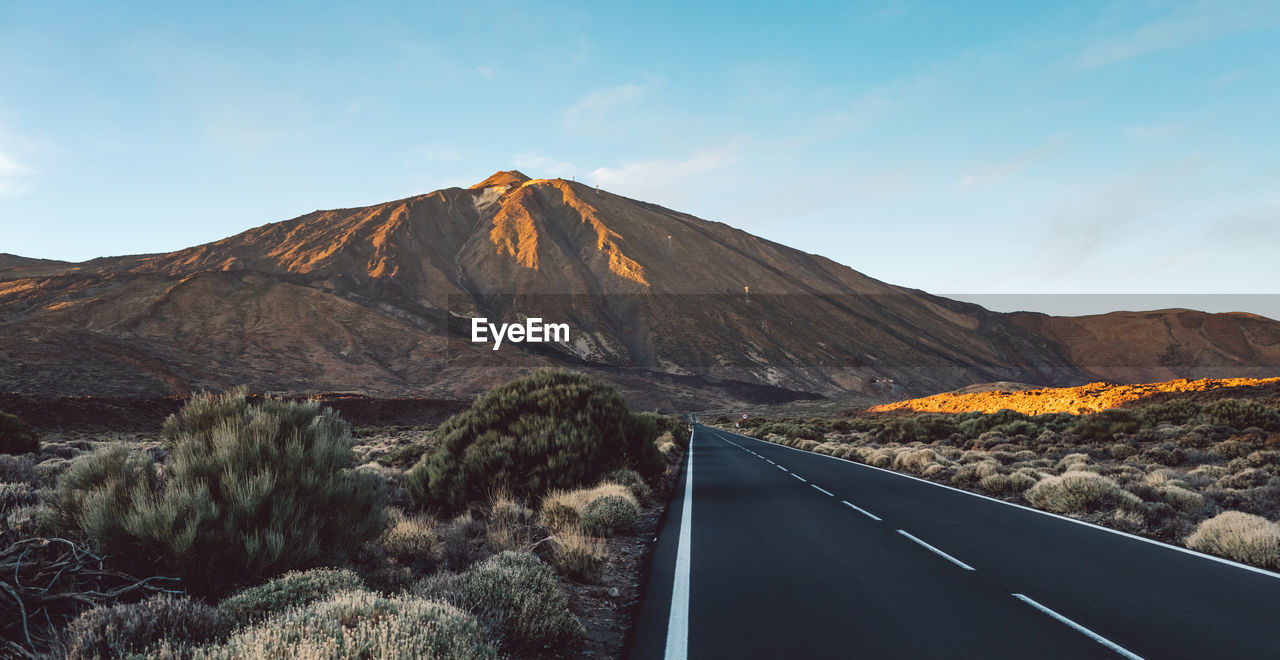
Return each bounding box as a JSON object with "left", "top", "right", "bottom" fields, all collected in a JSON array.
[
  {"left": 720, "top": 398, "right": 1280, "bottom": 571},
  {"left": 0, "top": 371, "right": 690, "bottom": 658}
]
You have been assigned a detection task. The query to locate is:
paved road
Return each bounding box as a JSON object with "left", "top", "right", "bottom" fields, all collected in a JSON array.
[{"left": 629, "top": 424, "right": 1280, "bottom": 659}]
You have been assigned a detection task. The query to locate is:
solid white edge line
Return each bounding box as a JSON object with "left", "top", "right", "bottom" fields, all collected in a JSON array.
[
  {"left": 1012, "top": 594, "right": 1143, "bottom": 660},
  {"left": 717, "top": 427, "right": 1280, "bottom": 580},
  {"left": 812, "top": 484, "right": 834, "bottom": 496},
  {"left": 842, "top": 500, "right": 882, "bottom": 521},
  {"left": 791, "top": 473, "right": 807, "bottom": 482},
  {"left": 897, "top": 529, "right": 976, "bottom": 571},
  {"left": 663, "top": 428, "right": 694, "bottom": 660}
]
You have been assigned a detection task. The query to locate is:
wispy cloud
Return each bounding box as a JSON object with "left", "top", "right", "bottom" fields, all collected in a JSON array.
[
  {"left": 562, "top": 81, "right": 654, "bottom": 133},
  {"left": 1127, "top": 122, "right": 1183, "bottom": 141},
  {"left": 1074, "top": 4, "right": 1279, "bottom": 69},
  {"left": 0, "top": 150, "right": 31, "bottom": 197},
  {"left": 587, "top": 138, "right": 746, "bottom": 201},
  {"left": 957, "top": 139, "right": 1064, "bottom": 190}
]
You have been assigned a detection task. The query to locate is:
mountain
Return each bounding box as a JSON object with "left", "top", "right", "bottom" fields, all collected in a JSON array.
[{"left": 2, "top": 171, "right": 1278, "bottom": 409}]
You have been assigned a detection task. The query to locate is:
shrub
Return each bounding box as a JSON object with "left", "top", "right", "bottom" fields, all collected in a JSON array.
[
  {"left": 549, "top": 531, "right": 606, "bottom": 582},
  {"left": 581, "top": 494, "right": 638, "bottom": 536},
  {"left": 1185, "top": 512, "right": 1280, "bottom": 569},
  {"left": 406, "top": 372, "right": 664, "bottom": 514},
  {"left": 219, "top": 568, "right": 366, "bottom": 623},
  {"left": 1201, "top": 399, "right": 1280, "bottom": 432},
  {"left": 1135, "top": 400, "right": 1202, "bottom": 427},
  {"left": 979, "top": 472, "right": 1038, "bottom": 496},
  {"left": 1217, "top": 468, "right": 1273, "bottom": 490},
  {"left": 0, "top": 454, "right": 39, "bottom": 484},
  {"left": 377, "top": 440, "right": 434, "bottom": 469},
  {"left": 893, "top": 448, "right": 943, "bottom": 474},
  {"left": 1158, "top": 484, "right": 1207, "bottom": 514},
  {"left": 1024, "top": 471, "right": 1141, "bottom": 514},
  {"left": 0, "top": 412, "right": 38, "bottom": 456},
  {"left": 459, "top": 551, "right": 583, "bottom": 653},
  {"left": 206, "top": 590, "right": 496, "bottom": 659},
  {"left": 953, "top": 460, "right": 1000, "bottom": 485},
  {"left": 61, "top": 594, "right": 230, "bottom": 659},
  {"left": 45, "top": 391, "right": 386, "bottom": 597},
  {"left": 1069, "top": 409, "right": 1140, "bottom": 442}
]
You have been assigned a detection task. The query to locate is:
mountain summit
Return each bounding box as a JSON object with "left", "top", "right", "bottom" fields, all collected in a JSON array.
[{"left": 2, "top": 173, "right": 1278, "bottom": 407}]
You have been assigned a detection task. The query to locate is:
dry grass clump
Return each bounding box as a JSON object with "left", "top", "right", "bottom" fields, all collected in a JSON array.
[
  {"left": 603, "top": 468, "right": 653, "bottom": 503},
  {"left": 541, "top": 482, "right": 638, "bottom": 537},
  {"left": 485, "top": 492, "right": 539, "bottom": 553},
  {"left": 1024, "top": 471, "right": 1141, "bottom": 515},
  {"left": 549, "top": 529, "right": 607, "bottom": 582},
  {"left": 204, "top": 590, "right": 496, "bottom": 659},
  {"left": 383, "top": 508, "right": 440, "bottom": 566},
  {"left": 953, "top": 460, "right": 1001, "bottom": 485},
  {"left": 1185, "top": 512, "right": 1280, "bottom": 569}
]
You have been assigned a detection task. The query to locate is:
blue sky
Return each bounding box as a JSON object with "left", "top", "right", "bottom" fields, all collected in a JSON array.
[{"left": 2, "top": 1, "right": 1278, "bottom": 317}]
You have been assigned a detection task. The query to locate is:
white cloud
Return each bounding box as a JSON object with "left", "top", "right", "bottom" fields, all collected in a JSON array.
[
  {"left": 587, "top": 138, "right": 745, "bottom": 202},
  {"left": 476, "top": 65, "right": 496, "bottom": 80},
  {"left": 1075, "top": 5, "right": 1278, "bottom": 69},
  {"left": 562, "top": 82, "right": 652, "bottom": 132}
]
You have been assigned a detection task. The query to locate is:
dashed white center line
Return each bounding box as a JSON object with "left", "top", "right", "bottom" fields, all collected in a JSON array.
[
  {"left": 811, "top": 484, "right": 834, "bottom": 496},
  {"left": 791, "top": 473, "right": 807, "bottom": 483},
  {"left": 841, "top": 500, "right": 882, "bottom": 521},
  {"left": 897, "top": 530, "right": 975, "bottom": 571},
  {"left": 775, "top": 465, "right": 787, "bottom": 471},
  {"left": 1012, "top": 594, "right": 1143, "bottom": 660},
  {"left": 766, "top": 459, "right": 776, "bottom": 465}
]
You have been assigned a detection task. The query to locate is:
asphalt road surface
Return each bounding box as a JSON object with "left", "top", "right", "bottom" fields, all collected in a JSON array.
[{"left": 629, "top": 424, "right": 1280, "bottom": 659}]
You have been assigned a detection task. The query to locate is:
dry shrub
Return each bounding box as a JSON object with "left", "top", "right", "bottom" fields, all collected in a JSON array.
[
  {"left": 893, "top": 448, "right": 944, "bottom": 474},
  {"left": 1218, "top": 468, "right": 1274, "bottom": 490},
  {"left": 1157, "top": 484, "right": 1207, "bottom": 514},
  {"left": 602, "top": 468, "right": 653, "bottom": 503},
  {"left": 459, "top": 551, "right": 583, "bottom": 653},
  {"left": 953, "top": 461, "right": 1000, "bottom": 485},
  {"left": 1054, "top": 453, "right": 1092, "bottom": 472},
  {"left": 1185, "top": 512, "right": 1280, "bottom": 569},
  {"left": 979, "top": 471, "right": 1039, "bottom": 496},
  {"left": 1024, "top": 471, "right": 1141, "bottom": 514},
  {"left": 61, "top": 593, "right": 230, "bottom": 660},
  {"left": 205, "top": 590, "right": 495, "bottom": 659},
  {"left": 218, "top": 568, "right": 365, "bottom": 624}
]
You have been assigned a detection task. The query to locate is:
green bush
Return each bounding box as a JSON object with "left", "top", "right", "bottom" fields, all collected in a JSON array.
[
  {"left": 1201, "top": 399, "right": 1280, "bottom": 432},
  {"left": 219, "top": 568, "right": 366, "bottom": 623},
  {"left": 1135, "top": 400, "right": 1202, "bottom": 427},
  {"left": 460, "top": 551, "right": 583, "bottom": 653},
  {"left": 0, "top": 411, "right": 39, "bottom": 456},
  {"left": 46, "top": 390, "right": 387, "bottom": 597},
  {"left": 407, "top": 371, "right": 664, "bottom": 513},
  {"left": 604, "top": 468, "right": 653, "bottom": 503},
  {"left": 1069, "top": 409, "right": 1140, "bottom": 442},
  {"left": 958, "top": 409, "right": 1033, "bottom": 438},
  {"left": 204, "top": 590, "right": 496, "bottom": 659},
  {"left": 581, "top": 494, "right": 638, "bottom": 536},
  {"left": 61, "top": 593, "right": 230, "bottom": 660}
]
